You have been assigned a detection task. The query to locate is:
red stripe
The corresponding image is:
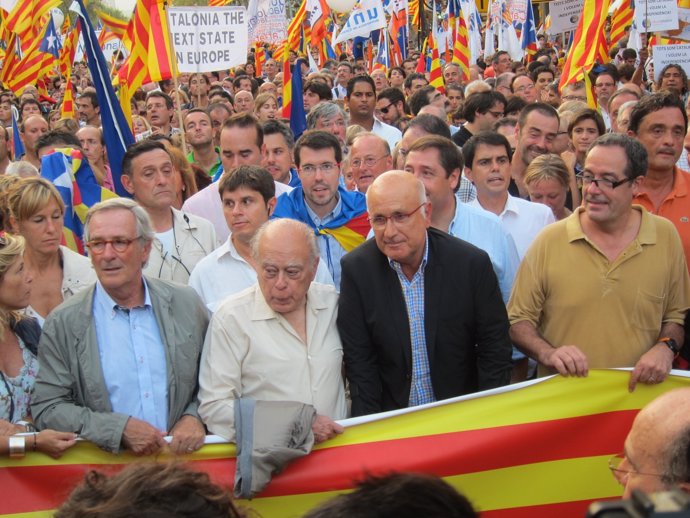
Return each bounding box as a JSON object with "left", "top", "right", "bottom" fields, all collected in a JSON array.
[
  {"left": 258, "top": 410, "right": 636, "bottom": 497},
  {"left": 482, "top": 498, "right": 615, "bottom": 518},
  {"left": 149, "top": 1, "right": 172, "bottom": 80}
]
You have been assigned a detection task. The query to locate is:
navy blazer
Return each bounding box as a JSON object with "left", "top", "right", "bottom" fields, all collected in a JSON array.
[{"left": 338, "top": 227, "right": 512, "bottom": 417}]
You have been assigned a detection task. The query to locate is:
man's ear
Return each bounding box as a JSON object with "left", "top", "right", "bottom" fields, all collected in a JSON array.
[
  {"left": 677, "top": 482, "right": 690, "bottom": 495},
  {"left": 121, "top": 174, "right": 135, "bottom": 196}
]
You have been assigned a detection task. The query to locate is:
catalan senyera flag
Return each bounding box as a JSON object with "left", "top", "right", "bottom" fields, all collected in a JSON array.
[
  {"left": 584, "top": 67, "right": 598, "bottom": 109},
  {"left": 428, "top": 32, "right": 445, "bottom": 94},
  {"left": 287, "top": 0, "right": 307, "bottom": 50},
  {"left": 2, "top": 371, "right": 689, "bottom": 517},
  {"left": 254, "top": 43, "right": 266, "bottom": 76},
  {"left": 96, "top": 8, "right": 130, "bottom": 40},
  {"left": 60, "top": 77, "right": 75, "bottom": 119},
  {"left": 4, "top": 0, "right": 60, "bottom": 52},
  {"left": 559, "top": 0, "right": 611, "bottom": 91},
  {"left": 452, "top": 13, "right": 470, "bottom": 82},
  {"left": 281, "top": 45, "right": 293, "bottom": 117},
  {"left": 59, "top": 19, "right": 80, "bottom": 78},
  {"left": 610, "top": 0, "right": 634, "bottom": 49},
  {"left": 0, "top": 32, "right": 49, "bottom": 95},
  {"left": 209, "top": 0, "right": 231, "bottom": 5},
  {"left": 40, "top": 148, "right": 118, "bottom": 255}
]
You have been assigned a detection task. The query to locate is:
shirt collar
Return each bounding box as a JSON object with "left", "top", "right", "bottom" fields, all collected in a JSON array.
[
  {"left": 304, "top": 192, "right": 342, "bottom": 225},
  {"left": 567, "top": 205, "right": 656, "bottom": 245},
  {"left": 94, "top": 278, "right": 151, "bottom": 316}
]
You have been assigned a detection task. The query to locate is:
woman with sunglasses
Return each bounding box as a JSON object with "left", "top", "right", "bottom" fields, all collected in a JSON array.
[
  {"left": 0, "top": 233, "right": 77, "bottom": 458},
  {"left": 7, "top": 178, "right": 95, "bottom": 327}
]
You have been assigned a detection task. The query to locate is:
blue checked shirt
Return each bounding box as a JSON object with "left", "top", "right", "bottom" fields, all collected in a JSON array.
[{"left": 389, "top": 237, "right": 435, "bottom": 407}]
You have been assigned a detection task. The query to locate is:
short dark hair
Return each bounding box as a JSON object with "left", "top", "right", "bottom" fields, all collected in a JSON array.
[
  {"left": 403, "top": 72, "right": 427, "bottom": 90},
  {"left": 262, "top": 119, "right": 295, "bottom": 149},
  {"left": 183, "top": 108, "right": 211, "bottom": 125},
  {"left": 346, "top": 75, "right": 376, "bottom": 98},
  {"left": 36, "top": 130, "right": 81, "bottom": 153},
  {"left": 218, "top": 164, "right": 275, "bottom": 202},
  {"left": 622, "top": 48, "right": 637, "bottom": 60},
  {"left": 221, "top": 112, "right": 264, "bottom": 148},
  {"left": 377, "top": 87, "right": 406, "bottom": 108},
  {"left": 628, "top": 91, "right": 688, "bottom": 135},
  {"left": 517, "top": 102, "right": 559, "bottom": 128},
  {"left": 146, "top": 90, "right": 173, "bottom": 109},
  {"left": 408, "top": 85, "right": 436, "bottom": 116},
  {"left": 504, "top": 96, "right": 527, "bottom": 117},
  {"left": 233, "top": 74, "right": 259, "bottom": 96},
  {"left": 492, "top": 50, "right": 509, "bottom": 64},
  {"left": 568, "top": 108, "right": 606, "bottom": 137},
  {"left": 530, "top": 66, "right": 554, "bottom": 84},
  {"left": 463, "top": 131, "right": 512, "bottom": 169},
  {"left": 404, "top": 113, "right": 451, "bottom": 139},
  {"left": 463, "top": 91, "right": 507, "bottom": 123},
  {"left": 78, "top": 91, "right": 99, "bottom": 109},
  {"left": 122, "top": 139, "right": 170, "bottom": 177},
  {"left": 209, "top": 90, "right": 234, "bottom": 104},
  {"left": 587, "top": 132, "right": 648, "bottom": 180},
  {"left": 303, "top": 473, "right": 478, "bottom": 518},
  {"left": 408, "top": 135, "right": 464, "bottom": 182},
  {"left": 54, "top": 462, "right": 243, "bottom": 518},
  {"left": 294, "top": 130, "right": 342, "bottom": 167},
  {"left": 304, "top": 80, "right": 333, "bottom": 101}
]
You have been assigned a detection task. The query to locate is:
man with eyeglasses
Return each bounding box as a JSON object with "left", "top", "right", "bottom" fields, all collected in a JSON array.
[
  {"left": 349, "top": 133, "right": 393, "bottom": 193},
  {"left": 595, "top": 69, "right": 619, "bottom": 130},
  {"left": 608, "top": 89, "right": 640, "bottom": 134},
  {"left": 121, "top": 140, "right": 217, "bottom": 284},
  {"left": 492, "top": 51, "right": 512, "bottom": 76},
  {"left": 610, "top": 387, "right": 690, "bottom": 497},
  {"left": 509, "top": 133, "right": 690, "bottom": 391},
  {"left": 560, "top": 81, "right": 587, "bottom": 104},
  {"left": 375, "top": 88, "right": 408, "bottom": 126},
  {"left": 272, "top": 130, "right": 370, "bottom": 288},
  {"left": 452, "top": 90, "right": 507, "bottom": 147},
  {"left": 511, "top": 75, "right": 538, "bottom": 104},
  {"left": 337, "top": 171, "right": 512, "bottom": 417},
  {"left": 32, "top": 198, "right": 210, "bottom": 456}
]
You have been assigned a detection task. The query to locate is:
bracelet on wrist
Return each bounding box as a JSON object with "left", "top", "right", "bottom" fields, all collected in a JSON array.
[{"left": 8, "top": 436, "right": 25, "bottom": 458}]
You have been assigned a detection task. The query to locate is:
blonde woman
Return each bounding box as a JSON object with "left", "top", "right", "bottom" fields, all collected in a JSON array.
[
  {"left": 8, "top": 178, "right": 95, "bottom": 327},
  {"left": 0, "top": 233, "right": 77, "bottom": 458},
  {"left": 254, "top": 93, "right": 278, "bottom": 122},
  {"left": 524, "top": 154, "right": 572, "bottom": 221}
]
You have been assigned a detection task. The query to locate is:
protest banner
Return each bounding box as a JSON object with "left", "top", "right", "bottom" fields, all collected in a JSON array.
[
  {"left": 247, "top": 0, "right": 288, "bottom": 44},
  {"left": 334, "top": 0, "right": 386, "bottom": 44},
  {"left": 651, "top": 43, "right": 690, "bottom": 80},
  {"left": 635, "top": 0, "right": 679, "bottom": 32},
  {"left": 2, "top": 370, "right": 689, "bottom": 518},
  {"left": 168, "top": 7, "right": 249, "bottom": 72},
  {"left": 547, "top": 0, "right": 584, "bottom": 34}
]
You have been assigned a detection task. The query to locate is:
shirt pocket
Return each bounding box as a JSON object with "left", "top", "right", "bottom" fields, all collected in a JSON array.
[{"left": 632, "top": 288, "right": 666, "bottom": 332}]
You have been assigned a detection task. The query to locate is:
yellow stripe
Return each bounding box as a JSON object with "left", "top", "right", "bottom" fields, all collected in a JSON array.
[
  {"left": 319, "top": 226, "right": 365, "bottom": 252},
  {"left": 3, "top": 512, "right": 52, "bottom": 518}
]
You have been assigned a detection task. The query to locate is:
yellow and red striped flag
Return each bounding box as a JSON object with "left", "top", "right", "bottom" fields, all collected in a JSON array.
[
  {"left": 255, "top": 43, "right": 266, "bottom": 77},
  {"left": 609, "top": 0, "right": 634, "bottom": 50},
  {"left": 428, "top": 32, "right": 445, "bottom": 94},
  {"left": 281, "top": 45, "right": 292, "bottom": 118},
  {"left": 583, "top": 67, "right": 598, "bottom": 109},
  {"left": 558, "top": 0, "right": 611, "bottom": 91},
  {"left": 452, "top": 14, "right": 471, "bottom": 83},
  {"left": 287, "top": 0, "right": 307, "bottom": 51},
  {"left": 2, "top": 371, "right": 689, "bottom": 518},
  {"left": 0, "top": 33, "right": 48, "bottom": 95},
  {"left": 96, "top": 9, "right": 129, "bottom": 41},
  {"left": 209, "top": 0, "right": 231, "bottom": 5},
  {"left": 59, "top": 19, "right": 81, "bottom": 78},
  {"left": 61, "top": 77, "right": 76, "bottom": 119},
  {"left": 409, "top": 0, "right": 419, "bottom": 27},
  {"left": 5, "top": 0, "right": 60, "bottom": 52}
]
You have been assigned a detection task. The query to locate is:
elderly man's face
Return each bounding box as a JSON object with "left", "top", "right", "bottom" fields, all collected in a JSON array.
[
  {"left": 256, "top": 226, "right": 318, "bottom": 314},
  {"left": 87, "top": 209, "right": 151, "bottom": 296}
]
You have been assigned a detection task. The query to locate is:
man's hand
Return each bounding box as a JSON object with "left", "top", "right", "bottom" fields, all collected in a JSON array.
[
  {"left": 628, "top": 344, "right": 674, "bottom": 392},
  {"left": 121, "top": 417, "right": 166, "bottom": 456},
  {"left": 35, "top": 430, "right": 78, "bottom": 459},
  {"left": 541, "top": 345, "right": 589, "bottom": 377},
  {"left": 168, "top": 415, "right": 206, "bottom": 455},
  {"left": 312, "top": 414, "right": 344, "bottom": 444},
  {"left": 0, "top": 419, "right": 23, "bottom": 436}
]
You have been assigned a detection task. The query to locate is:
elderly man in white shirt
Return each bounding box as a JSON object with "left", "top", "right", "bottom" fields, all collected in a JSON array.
[
  {"left": 189, "top": 165, "right": 332, "bottom": 312},
  {"left": 198, "top": 218, "right": 347, "bottom": 444}
]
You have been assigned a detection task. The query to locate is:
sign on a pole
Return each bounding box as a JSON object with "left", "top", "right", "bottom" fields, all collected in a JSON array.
[
  {"left": 651, "top": 43, "right": 690, "bottom": 81},
  {"left": 547, "top": 0, "right": 584, "bottom": 35},
  {"left": 168, "top": 7, "right": 249, "bottom": 73},
  {"left": 635, "top": 0, "right": 679, "bottom": 33}
]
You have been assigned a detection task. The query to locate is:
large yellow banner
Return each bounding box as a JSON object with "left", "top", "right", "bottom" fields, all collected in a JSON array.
[{"left": 2, "top": 370, "right": 688, "bottom": 518}]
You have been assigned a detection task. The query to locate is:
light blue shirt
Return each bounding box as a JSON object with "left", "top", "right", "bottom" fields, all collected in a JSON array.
[
  {"left": 389, "top": 237, "right": 435, "bottom": 407},
  {"left": 93, "top": 281, "right": 169, "bottom": 432},
  {"left": 305, "top": 196, "right": 347, "bottom": 289},
  {"left": 449, "top": 201, "right": 519, "bottom": 305}
]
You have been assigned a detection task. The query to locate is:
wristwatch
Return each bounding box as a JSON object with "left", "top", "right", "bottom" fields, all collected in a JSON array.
[
  {"left": 16, "top": 420, "right": 35, "bottom": 432},
  {"left": 658, "top": 337, "right": 681, "bottom": 358}
]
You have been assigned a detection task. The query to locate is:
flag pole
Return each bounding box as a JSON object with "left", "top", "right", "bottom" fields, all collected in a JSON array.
[{"left": 164, "top": 0, "right": 188, "bottom": 156}]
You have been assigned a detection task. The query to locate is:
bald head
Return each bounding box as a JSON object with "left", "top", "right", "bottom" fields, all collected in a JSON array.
[
  {"left": 366, "top": 170, "right": 426, "bottom": 210},
  {"left": 621, "top": 387, "right": 690, "bottom": 498}
]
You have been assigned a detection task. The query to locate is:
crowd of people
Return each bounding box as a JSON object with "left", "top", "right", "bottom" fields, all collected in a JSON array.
[{"left": 0, "top": 26, "right": 689, "bottom": 514}]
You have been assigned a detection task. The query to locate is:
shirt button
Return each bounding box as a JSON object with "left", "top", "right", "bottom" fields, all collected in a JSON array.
[{"left": 145, "top": 393, "right": 149, "bottom": 398}]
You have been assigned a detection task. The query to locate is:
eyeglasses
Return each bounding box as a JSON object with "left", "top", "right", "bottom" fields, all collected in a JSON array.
[
  {"left": 86, "top": 237, "right": 141, "bottom": 254},
  {"left": 300, "top": 162, "right": 339, "bottom": 175},
  {"left": 351, "top": 155, "right": 388, "bottom": 169},
  {"left": 515, "top": 84, "right": 535, "bottom": 93},
  {"left": 595, "top": 82, "right": 615, "bottom": 88},
  {"left": 377, "top": 102, "right": 394, "bottom": 114},
  {"left": 369, "top": 203, "right": 425, "bottom": 228},
  {"left": 562, "top": 95, "right": 587, "bottom": 102},
  {"left": 608, "top": 453, "right": 663, "bottom": 484},
  {"left": 577, "top": 174, "right": 633, "bottom": 190},
  {"left": 488, "top": 110, "right": 505, "bottom": 118}
]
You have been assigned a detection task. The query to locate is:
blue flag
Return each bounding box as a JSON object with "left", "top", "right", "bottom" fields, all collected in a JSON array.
[
  {"left": 39, "top": 15, "right": 62, "bottom": 59},
  {"left": 70, "top": 0, "right": 135, "bottom": 198},
  {"left": 11, "top": 106, "right": 24, "bottom": 160},
  {"left": 290, "top": 58, "right": 307, "bottom": 140}
]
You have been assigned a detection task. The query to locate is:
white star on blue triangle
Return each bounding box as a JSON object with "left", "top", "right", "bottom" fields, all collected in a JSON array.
[{"left": 39, "top": 17, "right": 62, "bottom": 59}]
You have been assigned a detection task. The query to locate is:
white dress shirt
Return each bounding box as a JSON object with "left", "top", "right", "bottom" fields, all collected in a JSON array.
[{"left": 198, "top": 283, "right": 348, "bottom": 441}]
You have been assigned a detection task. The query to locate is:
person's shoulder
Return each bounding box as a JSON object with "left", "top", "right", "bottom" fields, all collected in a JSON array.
[
  {"left": 308, "top": 282, "right": 339, "bottom": 305},
  {"left": 342, "top": 235, "right": 381, "bottom": 264},
  {"left": 176, "top": 208, "right": 214, "bottom": 231},
  {"left": 213, "top": 285, "right": 257, "bottom": 316},
  {"left": 147, "top": 276, "right": 200, "bottom": 301},
  {"left": 60, "top": 246, "right": 92, "bottom": 267},
  {"left": 429, "top": 227, "right": 493, "bottom": 263}
]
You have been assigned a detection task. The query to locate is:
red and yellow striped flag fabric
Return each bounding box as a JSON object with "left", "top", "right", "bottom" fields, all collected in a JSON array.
[
  {"left": 61, "top": 77, "right": 75, "bottom": 119},
  {"left": 584, "top": 67, "right": 598, "bottom": 109},
  {"left": 255, "top": 43, "right": 266, "bottom": 77},
  {"left": 281, "top": 45, "right": 292, "bottom": 118},
  {"left": 96, "top": 9, "right": 129, "bottom": 40},
  {"left": 409, "top": 0, "right": 419, "bottom": 27},
  {"left": 0, "top": 33, "right": 46, "bottom": 95},
  {"left": 209, "top": 0, "right": 231, "bottom": 5},
  {"left": 428, "top": 32, "right": 445, "bottom": 94},
  {"left": 558, "top": 0, "right": 611, "bottom": 91},
  {"left": 609, "top": 0, "right": 634, "bottom": 50},
  {"left": 4, "top": 370, "right": 685, "bottom": 518},
  {"left": 287, "top": 0, "right": 307, "bottom": 50},
  {"left": 452, "top": 14, "right": 471, "bottom": 83},
  {"left": 59, "top": 19, "right": 80, "bottom": 78},
  {"left": 4, "top": 0, "right": 60, "bottom": 52}
]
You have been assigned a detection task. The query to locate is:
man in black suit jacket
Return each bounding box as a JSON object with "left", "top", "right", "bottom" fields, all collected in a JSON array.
[{"left": 338, "top": 171, "right": 512, "bottom": 417}]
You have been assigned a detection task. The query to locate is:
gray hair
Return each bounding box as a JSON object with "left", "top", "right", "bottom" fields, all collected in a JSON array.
[
  {"left": 250, "top": 219, "right": 319, "bottom": 263},
  {"left": 617, "top": 100, "right": 638, "bottom": 123},
  {"left": 307, "top": 101, "right": 348, "bottom": 130},
  {"left": 84, "top": 198, "right": 155, "bottom": 244},
  {"left": 661, "top": 424, "right": 690, "bottom": 486},
  {"left": 5, "top": 161, "right": 39, "bottom": 178}
]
